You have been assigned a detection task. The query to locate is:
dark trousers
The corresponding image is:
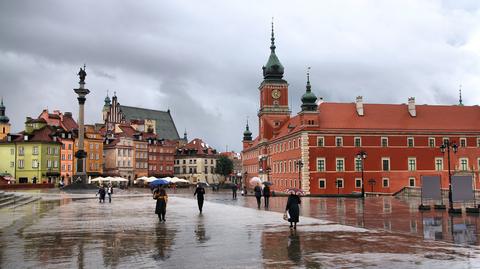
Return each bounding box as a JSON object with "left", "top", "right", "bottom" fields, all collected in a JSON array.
[
  {"left": 255, "top": 196, "right": 261, "bottom": 208},
  {"left": 108, "top": 193, "right": 112, "bottom": 203},
  {"left": 158, "top": 210, "right": 166, "bottom": 221},
  {"left": 264, "top": 196, "right": 270, "bottom": 208},
  {"left": 232, "top": 191, "right": 237, "bottom": 199},
  {"left": 197, "top": 198, "right": 204, "bottom": 212}
]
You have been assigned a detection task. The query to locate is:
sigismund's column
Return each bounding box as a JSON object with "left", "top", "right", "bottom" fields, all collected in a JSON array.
[{"left": 73, "top": 65, "right": 90, "bottom": 184}]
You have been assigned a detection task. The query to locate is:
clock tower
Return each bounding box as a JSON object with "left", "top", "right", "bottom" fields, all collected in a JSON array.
[{"left": 258, "top": 23, "right": 291, "bottom": 140}]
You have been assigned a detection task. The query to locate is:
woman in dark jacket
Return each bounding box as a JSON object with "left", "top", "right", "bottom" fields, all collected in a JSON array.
[
  {"left": 154, "top": 188, "right": 168, "bottom": 222},
  {"left": 254, "top": 183, "right": 262, "bottom": 209},
  {"left": 263, "top": 185, "right": 271, "bottom": 209},
  {"left": 285, "top": 193, "right": 301, "bottom": 229}
]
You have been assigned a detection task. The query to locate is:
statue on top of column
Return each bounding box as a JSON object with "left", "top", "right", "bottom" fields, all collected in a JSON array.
[{"left": 78, "top": 64, "right": 87, "bottom": 83}]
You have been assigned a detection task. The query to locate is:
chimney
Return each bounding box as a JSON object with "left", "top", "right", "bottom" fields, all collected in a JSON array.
[
  {"left": 64, "top": 112, "right": 72, "bottom": 117},
  {"left": 408, "top": 97, "right": 416, "bottom": 117},
  {"left": 356, "top": 96, "right": 364, "bottom": 116}
]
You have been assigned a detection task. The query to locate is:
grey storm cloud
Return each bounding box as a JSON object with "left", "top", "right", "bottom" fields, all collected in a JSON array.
[{"left": 1, "top": 0, "right": 480, "bottom": 151}]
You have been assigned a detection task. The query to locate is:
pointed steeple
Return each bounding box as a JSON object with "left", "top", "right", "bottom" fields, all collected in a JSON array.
[
  {"left": 243, "top": 118, "right": 252, "bottom": 141},
  {"left": 262, "top": 19, "right": 284, "bottom": 80},
  {"left": 183, "top": 129, "right": 188, "bottom": 141},
  {"left": 0, "top": 97, "right": 10, "bottom": 123},
  {"left": 459, "top": 85, "right": 464, "bottom": 106},
  {"left": 301, "top": 67, "right": 318, "bottom": 112},
  {"left": 104, "top": 90, "right": 111, "bottom": 106}
]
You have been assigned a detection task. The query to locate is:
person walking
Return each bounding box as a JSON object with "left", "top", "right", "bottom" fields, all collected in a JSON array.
[
  {"left": 254, "top": 183, "right": 262, "bottom": 209},
  {"left": 285, "top": 193, "right": 301, "bottom": 229},
  {"left": 154, "top": 188, "right": 168, "bottom": 222},
  {"left": 194, "top": 184, "right": 206, "bottom": 213},
  {"left": 232, "top": 184, "right": 238, "bottom": 199},
  {"left": 97, "top": 185, "right": 106, "bottom": 203},
  {"left": 107, "top": 184, "right": 114, "bottom": 203},
  {"left": 263, "top": 184, "right": 271, "bottom": 209}
]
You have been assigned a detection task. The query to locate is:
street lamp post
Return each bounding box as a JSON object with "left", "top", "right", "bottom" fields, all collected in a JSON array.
[
  {"left": 297, "top": 160, "right": 303, "bottom": 189},
  {"left": 440, "top": 140, "right": 459, "bottom": 213},
  {"left": 265, "top": 167, "right": 271, "bottom": 183},
  {"left": 356, "top": 151, "right": 367, "bottom": 198}
]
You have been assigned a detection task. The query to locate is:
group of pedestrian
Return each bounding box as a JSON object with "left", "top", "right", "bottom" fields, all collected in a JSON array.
[
  {"left": 97, "top": 184, "right": 114, "bottom": 203},
  {"left": 253, "top": 183, "right": 271, "bottom": 209}
]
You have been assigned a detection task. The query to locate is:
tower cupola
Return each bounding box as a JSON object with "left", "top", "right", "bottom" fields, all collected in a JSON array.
[
  {"left": 300, "top": 68, "right": 318, "bottom": 112},
  {"left": 262, "top": 21, "right": 284, "bottom": 80}
]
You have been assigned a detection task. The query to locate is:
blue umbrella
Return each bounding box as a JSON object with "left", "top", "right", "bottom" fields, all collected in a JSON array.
[{"left": 150, "top": 178, "right": 170, "bottom": 188}]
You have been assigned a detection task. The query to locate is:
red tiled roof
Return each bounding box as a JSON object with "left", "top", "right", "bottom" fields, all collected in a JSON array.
[
  {"left": 62, "top": 116, "right": 78, "bottom": 131},
  {"left": 317, "top": 103, "right": 480, "bottom": 132},
  {"left": 179, "top": 138, "right": 216, "bottom": 155},
  {"left": 13, "top": 126, "right": 59, "bottom": 143}
]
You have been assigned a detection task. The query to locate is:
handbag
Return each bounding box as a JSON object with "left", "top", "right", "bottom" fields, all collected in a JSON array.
[
  {"left": 153, "top": 193, "right": 160, "bottom": 200},
  {"left": 283, "top": 212, "right": 289, "bottom": 221}
]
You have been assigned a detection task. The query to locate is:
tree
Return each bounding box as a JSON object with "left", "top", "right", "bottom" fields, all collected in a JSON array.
[{"left": 215, "top": 156, "right": 233, "bottom": 183}]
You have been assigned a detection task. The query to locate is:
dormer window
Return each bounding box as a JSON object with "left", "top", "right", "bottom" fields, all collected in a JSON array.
[{"left": 24, "top": 135, "right": 28, "bottom": 141}]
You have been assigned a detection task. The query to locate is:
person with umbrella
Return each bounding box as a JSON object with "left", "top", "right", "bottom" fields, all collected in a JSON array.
[
  {"left": 285, "top": 190, "right": 301, "bottom": 229},
  {"left": 153, "top": 187, "right": 168, "bottom": 222},
  {"left": 96, "top": 185, "right": 106, "bottom": 203},
  {"left": 194, "top": 183, "right": 206, "bottom": 213},
  {"left": 263, "top": 182, "right": 271, "bottom": 209},
  {"left": 254, "top": 183, "right": 262, "bottom": 209}
]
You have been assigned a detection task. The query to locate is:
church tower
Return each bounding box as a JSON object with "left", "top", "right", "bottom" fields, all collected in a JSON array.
[
  {"left": 0, "top": 98, "right": 11, "bottom": 140},
  {"left": 258, "top": 22, "right": 290, "bottom": 140}
]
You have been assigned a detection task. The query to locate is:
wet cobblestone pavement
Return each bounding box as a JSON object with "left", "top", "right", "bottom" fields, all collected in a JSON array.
[{"left": 1, "top": 189, "right": 480, "bottom": 268}]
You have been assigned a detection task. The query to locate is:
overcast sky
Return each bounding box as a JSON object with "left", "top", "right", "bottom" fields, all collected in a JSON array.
[{"left": 1, "top": 0, "right": 480, "bottom": 151}]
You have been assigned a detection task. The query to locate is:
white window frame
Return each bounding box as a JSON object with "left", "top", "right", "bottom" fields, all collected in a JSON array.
[
  {"left": 381, "top": 158, "right": 390, "bottom": 171},
  {"left": 354, "top": 137, "right": 362, "bottom": 147},
  {"left": 460, "top": 138, "right": 467, "bottom": 148},
  {"left": 317, "top": 158, "right": 326, "bottom": 172},
  {"left": 428, "top": 137, "right": 435, "bottom": 148},
  {"left": 435, "top": 158, "right": 443, "bottom": 171},
  {"left": 477, "top": 138, "right": 480, "bottom": 147},
  {"left": 355, "top": 178, "right": 362, "bottom": 188},
  {"left": 407, "top": 137, "right": 414, "bottom": 147},
  {"left": 442, "top": 137, "right": 449, "bottom": 145},
  {"left": 335, "top": 137, "right": 343, "bottom": 147},
  {"left": 408, "top": 157, "right": 416, "bottom": 171},
  {"left": 382, "top": 178, "right": 390, "bottom": 188},
  {"left": 317, "top": 136, "right": 325, "bottom": 147},
  {"left": 355, "top": 158, "right": 362, "bottom": 172},
  {"left": 336, "top": 178, "right": 344, "bottom": 188},
  {"left": 459, "top": 158, "right": 469, "bottom": 171},
  {"left": 318, "top": 178, "right": 326, "bottom": 189},
  {"left": 409, "top": 177, "right": 416, "bottom": 187},
  {"left": 381, "top": 137, "right": 388, "bottom": 147},
  {"left": 336, "top": 158, "right": 345, "bottom": 172}
]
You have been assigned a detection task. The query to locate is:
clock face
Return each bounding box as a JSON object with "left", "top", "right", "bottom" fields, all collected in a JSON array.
[{"left": 271, "top": 89, "right": 281, "bottom": 99}]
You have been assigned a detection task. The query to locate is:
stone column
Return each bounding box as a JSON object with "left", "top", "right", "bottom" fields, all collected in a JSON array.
[{"left": 73, "top": 66, "right": 90, "bottom": 184}]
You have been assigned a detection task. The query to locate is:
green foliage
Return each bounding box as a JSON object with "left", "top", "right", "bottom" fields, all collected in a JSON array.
[{"left": 215, "top": 156, "right": 234, "bottom": 178}]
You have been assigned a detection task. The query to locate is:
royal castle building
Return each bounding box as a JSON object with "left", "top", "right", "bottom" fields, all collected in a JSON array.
[{"left": 242, "top": 25, "right": 480, "bottom": 195}]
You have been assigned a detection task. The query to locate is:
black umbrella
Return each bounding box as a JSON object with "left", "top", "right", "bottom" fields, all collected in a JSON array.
[{"left": 262, "top": 181, "right": 273, "bottom": 186}]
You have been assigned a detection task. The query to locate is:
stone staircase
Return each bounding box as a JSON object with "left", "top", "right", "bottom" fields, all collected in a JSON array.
[{"left": 0, "top": 191, "right": 41, "bottom": 209}]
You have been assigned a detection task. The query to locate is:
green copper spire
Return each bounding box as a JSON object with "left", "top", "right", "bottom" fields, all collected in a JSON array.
[
  {"left": 104, "top": 90, "right": 111, "bottom": 105},
  {"left": 243, "top": 118, "right": 252, "bottom": 141},
  {"left": 262, "top": 20, "right": 284, "bottom": 80},
  {"left": 301, "top": 67, "right": 318, "bottom": 112},
  {"left": 0, "top": 97, "right": 10, "bottom": 123}
]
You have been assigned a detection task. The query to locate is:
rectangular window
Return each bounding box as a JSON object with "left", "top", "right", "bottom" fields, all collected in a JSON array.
[
  {"left": 68, "top": 164, "right": 71, "bottom": 171},
  {"left": 477, "top": 138, "right": 480, "bottom": 147},
  {"left": 33, "top": 146, "right": 39, "bottom": 155},
  {"left": 383, "top": 178, "right": 389, "bottom": 188},
  {"left": 460, "top": 158, "right": 468, "bottom": 171},
  {"left": 47, "top": 147, "right": 52, "bottom": 155},
  {"left": 407, "top": 137, "right": 414, "bottom": 147},
  {"left": 10, "top": 161, "right": 14, "bottom": 167},
  {"left": 435, "top": 158, "right": 443, "bottom": 171},
  {"left": 382, "top": 158, "right": 390, "bottom": 171},
  {"left": 317, "top": 158, "right": 325, "bottom": 172},
  {"left": 319, "top": 179, "right": 326, "bottom": 189},
  {"left": 68, "top": 144, "right": 72, "bottom": 150},
  {"left": 317, "top": 137, "right": 324, "bottom": 147},
  {"left": 18, "top": 159, "right": 24, "bottom": 169},
  {"left": 61, "top": 154, "right": 65, "bottom": 160},
  {"left": 47, "top": 160, "right": 52, "bottom": 168},
  {"left": 336, "top": 178, "right": 344, "bottom": 188},
  {"left": 19, "top": 146, "right": 24, "bottom": 156},
  {"left": 460, "top": 138, "right": 467, "bottom": 148},
  {"left": 10, "top": 148, "right": 14, "bottom": 155},
  {"left": 54, "top": 160, "right": 58, "bottom": 168},
  {"left": 354, "top": 137, "right": 361, "bottom": 147},
  {"left": 335, "top": 137, "right": 343, "bottom": 147},
  {"left": 355, "top": 159, "right": 362, "bottom": 172},
  {"left": 355, "top": 178, "right": 362, "bottom": 188},
  {"left": 409, "top": 177, "right": 415, "bottom": 187},
  {"left": 381, "top": 137, "right": 388, "bottom": 147},
  {"left": 32, "top": 159, "right": 39, "bottom": 168},
  {"left": 336, "top": 158, "right": 344, "bottom": 172},
  {"left": 443, "top": 137, "right": 449, "bottom": 145},
  {"left": 428, "top": 138, "right": 435, "bottom": 148},
  {"left": 90, "top": 144, "right": 93, "bottom": 150},
  {"left": 408, "top": 158, "right": 416, "bottom": 171}
]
